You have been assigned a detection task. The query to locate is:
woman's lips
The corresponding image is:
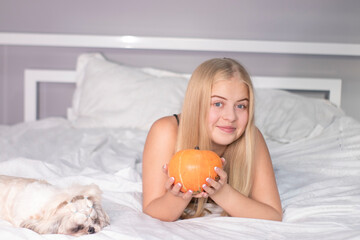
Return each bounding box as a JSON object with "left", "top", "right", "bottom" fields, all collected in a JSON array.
[{"left": 217, "top": 126, "right": 236, "bottom": 133}]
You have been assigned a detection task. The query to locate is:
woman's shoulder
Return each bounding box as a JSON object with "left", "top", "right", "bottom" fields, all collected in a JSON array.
[
  {"left": 254, "top": 127, "right": 266, "bottom": 143},
  {"left": 147, "top": 115, "right": 179, "bottom": 140},
  {"left": 151, "top": 115, "right": 178, "bottom": 130},
  {"left": 253, "top": 127, "right": 271, "bottom": 164},
  {"left": 144, "top": 115, "right": 179, "bottom": 156}
]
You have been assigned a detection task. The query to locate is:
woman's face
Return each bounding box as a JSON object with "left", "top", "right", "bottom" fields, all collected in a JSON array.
[{"left": 208, "top": 72, "right": 249, "bottom": 153}]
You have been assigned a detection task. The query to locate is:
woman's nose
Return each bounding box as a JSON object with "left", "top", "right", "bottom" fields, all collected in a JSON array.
[{"left": 222, "top": 106, "right": 236, "bottom": 122}]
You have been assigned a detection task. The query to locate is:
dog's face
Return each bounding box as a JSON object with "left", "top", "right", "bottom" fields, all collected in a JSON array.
[
  {"left": 20, "top": 184, "right": 110, "bottom": 236},
  {"left": 56, "top": 195, "right": 109, "bottom": 235}
]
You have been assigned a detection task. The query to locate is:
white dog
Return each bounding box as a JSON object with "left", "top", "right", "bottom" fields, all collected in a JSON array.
[{"left": 0, "top": 175, "right": 110, "bottom": 236}]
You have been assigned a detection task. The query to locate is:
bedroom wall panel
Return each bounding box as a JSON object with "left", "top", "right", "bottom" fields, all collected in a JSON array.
[
  {"left": 37, "top": 83, "right": 75, "bottom": 120},
  {"left": 0, "top": 46, "right": 5, "bottom": 123},
  {"left": 0, "top": 0, "right": 360, "bottom": 124},
  {"left": 2, "top": 46, "right": 74, "bottom": 124},
  {"left": 0, "top": 0, "right": 359, "bottom": 43}
]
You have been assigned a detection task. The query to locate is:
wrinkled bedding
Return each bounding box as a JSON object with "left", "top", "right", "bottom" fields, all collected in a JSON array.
[{"left": 0, "top": 115, "right": 359, "bottom": 239}]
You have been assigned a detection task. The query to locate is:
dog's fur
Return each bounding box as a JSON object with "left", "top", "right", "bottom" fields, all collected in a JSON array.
[{"left": 0, "top": 175, "right": 110, "bottom": 236}]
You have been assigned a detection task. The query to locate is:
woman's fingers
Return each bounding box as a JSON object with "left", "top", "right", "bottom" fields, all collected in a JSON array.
[
  {"left": 165, "top": 177, "right": 175, "bottom": 191},
  {"left": 182, "top": 190, "right": 193, "bottom": 200},
  {"left": 215, "top": 167, "right": 227, "bottom": 184},
  {"left": 206, "top": 177, "right": 221, "bottom": 190},
  {"left": 171, "top": 182, "right": 182, "bottom": 195},
  {"left": 164, "top": 164, "right": 228, "bottom": 199},
  {"left": 162, "top": 164, "right": 168, "bottom": 174},
  {"left": 168, "top": 181, "right": 193, "bottom": 199},
  {"left": 164, "top": 165, "right": 192, "bottom": 199},
  {"left": 202, "top": 167, "right": 228, "bottom": 196},
  {"left": 202, "top": 183, "right": 215, "bottom": 195},
  {"left": 221, "top": 157, "right": 226, "bottom": 166}
]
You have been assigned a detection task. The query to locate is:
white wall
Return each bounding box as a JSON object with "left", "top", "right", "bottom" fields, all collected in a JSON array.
[{"left": 1, "top": 0, "right": 359, "bottom": 124}]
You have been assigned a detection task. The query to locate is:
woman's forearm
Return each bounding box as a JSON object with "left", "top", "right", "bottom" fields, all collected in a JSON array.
[
  {"left": 210, "top": 184, "right": 283, "bottom": 221},
  {"left": 143, "top": 191, "right": 192, "bottom": 222}
]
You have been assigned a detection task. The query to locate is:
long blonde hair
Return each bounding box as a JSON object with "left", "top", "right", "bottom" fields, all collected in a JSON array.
[{"left": 176, "top": 58, "right": 256, "bottom": 218}]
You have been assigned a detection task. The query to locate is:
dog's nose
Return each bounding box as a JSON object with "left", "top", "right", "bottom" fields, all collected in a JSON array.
[{"left": 88, "top": 226, "right": 95, "bottom": 234}]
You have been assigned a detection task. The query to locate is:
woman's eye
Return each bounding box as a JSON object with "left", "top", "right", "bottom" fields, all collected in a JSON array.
[
  {"left": 214, "top": 102, "right": 222, "bottom": 107},
  {"left": 237, "top": 104, "right": 246, "bottom": 109}
]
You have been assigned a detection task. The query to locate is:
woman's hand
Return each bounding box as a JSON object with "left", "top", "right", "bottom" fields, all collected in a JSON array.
[
  {"left": 201, "top": 157, "right": 228, "bottom": 198},
  {"left": 162, "top": 157, "right": 227, "bottom": 199},
  {"left": 162, "top": 164, "right": 194, "bottom": 200}
]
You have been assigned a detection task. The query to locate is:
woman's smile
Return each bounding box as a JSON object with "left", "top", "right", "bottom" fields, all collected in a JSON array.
[{"left": 217, "top": 125, "right": 236, "bottom": 133}]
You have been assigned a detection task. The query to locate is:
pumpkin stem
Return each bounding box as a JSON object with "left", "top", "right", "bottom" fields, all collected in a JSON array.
[{"left": 195, "top": 146, "right": 200, "bottom": 150}]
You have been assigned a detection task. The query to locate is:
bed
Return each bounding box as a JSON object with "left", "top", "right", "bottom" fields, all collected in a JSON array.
[{"left": 0, "top": 34, "right": 360, "bottom": 240}]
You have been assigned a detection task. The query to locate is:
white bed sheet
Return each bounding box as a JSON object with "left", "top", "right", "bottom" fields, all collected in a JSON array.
[{"left": 0, "top": 115, "right": 359, "bottom": 240}]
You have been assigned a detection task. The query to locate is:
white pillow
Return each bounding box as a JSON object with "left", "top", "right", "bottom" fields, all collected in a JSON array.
[
  {"left": 69, "top": 53, "right": 189, "bottom": 130},
  {"left": 254, "top": 89, "right": 344, "bottom": 143}
]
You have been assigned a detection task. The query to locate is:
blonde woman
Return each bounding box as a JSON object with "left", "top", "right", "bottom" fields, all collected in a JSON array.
[{"left": 142, "top": 58, "right": 282, "bottom": 222}]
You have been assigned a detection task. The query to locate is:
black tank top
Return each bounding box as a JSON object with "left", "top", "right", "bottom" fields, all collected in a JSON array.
[{"left": 173, "top": 114, "right": 179, "bottom": 125}]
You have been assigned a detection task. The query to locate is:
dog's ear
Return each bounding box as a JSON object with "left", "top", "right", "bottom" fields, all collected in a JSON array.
[
  {"left": 20, "top": 216, "right": 62, "bottom": 234},
  {"left": 93, "top": 202, "right": 110, "bottom": 227},
  {"left": 84, "top": 184, "right": 110, "bottom": 227},
  {"left": 68, "top": 183, "right": 102, "bottom": 201}
]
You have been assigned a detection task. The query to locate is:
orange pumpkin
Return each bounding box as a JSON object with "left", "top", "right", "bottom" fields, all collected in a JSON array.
[{"left": 168, "top": 147, "right": 222, "bottom": 194}]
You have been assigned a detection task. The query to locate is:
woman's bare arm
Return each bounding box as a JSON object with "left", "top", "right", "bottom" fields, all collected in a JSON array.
[
  {"left": 142, "top": 116, "right": 192, "bottom": 221},
  {"left": 204, "top": 129, "right": 282, "bottom": 221}
]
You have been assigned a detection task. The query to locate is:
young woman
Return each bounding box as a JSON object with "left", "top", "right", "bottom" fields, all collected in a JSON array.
[{"left": 142, "top": 58, "right": 282, "bottom": 222}]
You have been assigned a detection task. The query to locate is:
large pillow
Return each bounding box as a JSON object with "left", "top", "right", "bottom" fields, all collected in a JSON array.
[
  {"left": 254, "top": 89, "right": 344, "bottom": 143},
  {"left": 68, "top": 53, "right": 189, "bottom": 130}
]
